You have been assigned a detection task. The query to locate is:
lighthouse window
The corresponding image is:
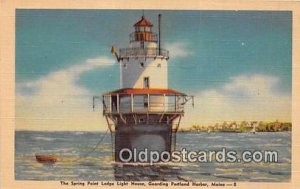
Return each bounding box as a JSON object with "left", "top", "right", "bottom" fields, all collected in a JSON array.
[
  {"left": 140, "top": 62, "right": 144, "bottom": 68},
  {"left": 144, "top": 77, "right": 150, "bottom": 88},
  {"left": 145, "top": 27, "right": 151, "bottom": 32},
  {"left": 157, "top": 63, "right": 161, "bottom": 68},
  {"left": 123, "top": 63, "right": 127, "bottom": 68}
]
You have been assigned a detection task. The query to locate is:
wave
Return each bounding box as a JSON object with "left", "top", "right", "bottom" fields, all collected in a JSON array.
[{"left": 33, "top": 136, "right": 56, "bottom": 141}]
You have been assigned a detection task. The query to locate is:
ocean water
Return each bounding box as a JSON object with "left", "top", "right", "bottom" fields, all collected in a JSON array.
[{"left": 15, "top": 131, "right": 291, "bottom": 181}]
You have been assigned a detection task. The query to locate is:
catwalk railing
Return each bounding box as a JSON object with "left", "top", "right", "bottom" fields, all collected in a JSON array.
[
  {"left": 119, "top": 47, "right": 169, "bottom": 59},
  {"left": 97, "top": 94, "right": 193, "bottom": 114}
]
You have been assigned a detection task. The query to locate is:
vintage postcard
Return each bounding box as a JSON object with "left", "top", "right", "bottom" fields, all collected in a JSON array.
[{"left": 1, "top": 0, "right": 300, "bottom": 189}]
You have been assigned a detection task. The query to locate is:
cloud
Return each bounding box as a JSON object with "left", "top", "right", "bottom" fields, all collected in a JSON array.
[
  {"left": 165, "top": 41, "right": 193, "bottom": 58},
  {"left": 223, "top": 74, "right": 279, "bottom": 97},
  {"left": 86, "top": 57, "right": 116, "bottom": 66},
  {"left": 16, "top": 56, "right": 116, "bottom": 131},
  {"left": 182, "top": 74, "right": 291, "bottom": 127}
]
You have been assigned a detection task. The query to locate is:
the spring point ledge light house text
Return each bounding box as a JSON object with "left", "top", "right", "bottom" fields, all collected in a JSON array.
[{"left": 100, "top": 14, "right": 193, "bottom": 162}]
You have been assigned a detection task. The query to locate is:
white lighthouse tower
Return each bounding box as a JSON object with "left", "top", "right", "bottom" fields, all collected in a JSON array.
[
  {"left": 101, "top": 14, "right": 193, "bottom": 162},
  {"left": 120, "top": 15, "right": 168, "bottom": 89}
]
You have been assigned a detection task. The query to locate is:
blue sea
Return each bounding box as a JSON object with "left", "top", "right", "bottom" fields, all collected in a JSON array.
[{"left": 15, "top": 131, "right": 291, "bottom": 181}]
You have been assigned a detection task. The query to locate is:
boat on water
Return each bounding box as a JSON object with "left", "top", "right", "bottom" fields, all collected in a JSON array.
[{"left": 35, "top": 154, "right": 57, "bottom": 163}]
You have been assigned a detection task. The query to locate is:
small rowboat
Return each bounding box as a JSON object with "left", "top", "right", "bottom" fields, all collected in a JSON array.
[{"left": 35, "top": 154, "right": 57, "bottom": 163}]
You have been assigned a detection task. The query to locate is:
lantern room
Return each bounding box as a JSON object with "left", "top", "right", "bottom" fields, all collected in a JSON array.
[{"left": 130, "top": 16, "right": 157, "bottom": 43}]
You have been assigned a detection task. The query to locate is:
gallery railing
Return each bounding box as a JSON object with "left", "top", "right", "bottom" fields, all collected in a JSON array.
[
  {"left": 119, "top": 47, "right": 169, "bottom": 59},
  {"left": 101, "top": 94, "right": 186, "bottom": 114}
]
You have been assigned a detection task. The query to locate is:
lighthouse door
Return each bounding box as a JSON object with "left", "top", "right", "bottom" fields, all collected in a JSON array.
[{"left": 111, "top": 95, "right": 117, "bottom": 113}]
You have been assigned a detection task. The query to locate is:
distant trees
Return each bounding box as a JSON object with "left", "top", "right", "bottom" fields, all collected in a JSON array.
[
  {"left": 180, "top": 120, "right": 292, "bottom": 132},
  {"left": 256, "top": 120, "right": 292, "bottom": 132}
]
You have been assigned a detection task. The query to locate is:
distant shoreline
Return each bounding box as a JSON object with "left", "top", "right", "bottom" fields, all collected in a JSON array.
[
  {"left": 178, "top": 130, "right": 291, "bottom": 133},
  {"left": 180, "top": 120, "right": 292, "bottom": 133},
  {"left": 15, "top": 121, "right": 291, "bottom": 133}
]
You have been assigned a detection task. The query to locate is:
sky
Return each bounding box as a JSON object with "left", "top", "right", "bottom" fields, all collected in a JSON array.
[{"left": 16, "top": 10, "right": 292, "bottom": 131}]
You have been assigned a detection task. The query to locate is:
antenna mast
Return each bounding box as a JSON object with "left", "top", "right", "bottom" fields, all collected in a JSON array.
[{"left": 158, "top": 14, "right": 161, "bottom": 56}]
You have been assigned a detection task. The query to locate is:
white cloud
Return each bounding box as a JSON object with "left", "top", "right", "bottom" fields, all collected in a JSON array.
[
  {"left": 16, "top": 56, "right": 116, "bottom": 131},
  {"left": 165, "top": 41, "right": 193, "bottom": 58},
  {"left": 182, "top": 74, "right": 291, "bottom": 127},
  {"left": 223, "top": 74, "right": 279, "bottom": 97},
  {"left": 86, "top": 57, "right": 116, "bottom": 66}
]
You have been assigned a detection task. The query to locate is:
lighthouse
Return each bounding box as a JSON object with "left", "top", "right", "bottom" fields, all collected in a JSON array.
[{"left": 101, "top": 14, "right": 193, "bottom": 162}]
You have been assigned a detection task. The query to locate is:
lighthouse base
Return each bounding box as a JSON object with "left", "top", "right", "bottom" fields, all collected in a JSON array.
[{"left": 115, "top": 124, "right": 173, "bottom": 162}]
